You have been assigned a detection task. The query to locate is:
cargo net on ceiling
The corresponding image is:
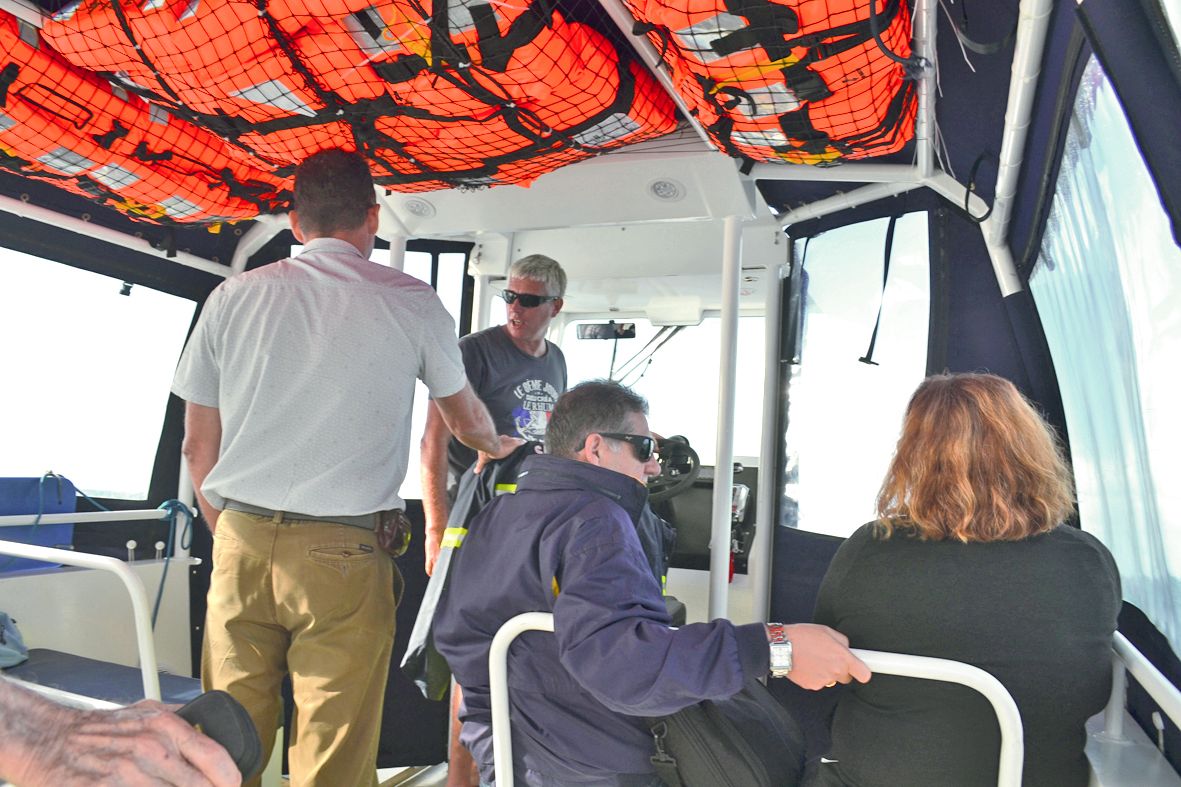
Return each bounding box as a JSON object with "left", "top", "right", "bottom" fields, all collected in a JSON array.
[
  {"left": 625, "top": 0, "right": 917, "bottom": 164},
  {"left": 0, "top": 0, "right": 677, "bottom": 224}
]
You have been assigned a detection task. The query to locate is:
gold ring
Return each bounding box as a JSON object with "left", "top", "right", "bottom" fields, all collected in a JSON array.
[{"left": 825, "top": 681, "right": 837, "bottom": 688}]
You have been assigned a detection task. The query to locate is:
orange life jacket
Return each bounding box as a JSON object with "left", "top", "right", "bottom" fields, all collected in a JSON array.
[
  {"left": 41, "top": 0, "right": 677, "bottom": 200},
  {"left": 0, "top": 12, "right": 285, "bottom": 222},
  {"left": 627, "top": 0, "right": 916, "bottom": 163}
]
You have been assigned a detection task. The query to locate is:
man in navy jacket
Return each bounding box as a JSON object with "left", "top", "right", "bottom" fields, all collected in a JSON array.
[{"left": 433, "top": 379, "right": 870, "bottom": 786}]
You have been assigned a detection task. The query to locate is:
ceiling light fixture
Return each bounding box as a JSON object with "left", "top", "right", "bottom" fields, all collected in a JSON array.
[
  {"left": 649, "top": 178, "right": 686, "bottom": 202},
  {"left": 404, "top": 198, "right": 436, "bottom": 218}
]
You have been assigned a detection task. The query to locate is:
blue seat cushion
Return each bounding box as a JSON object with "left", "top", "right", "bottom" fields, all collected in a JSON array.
[{"left": 3, "top": 648, "right": 201, "bottom": 705}]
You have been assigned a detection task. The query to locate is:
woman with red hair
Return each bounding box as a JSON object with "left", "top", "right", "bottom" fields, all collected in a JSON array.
[{"left": 812, "top": 372, "right": 1120, "bottom": 787}]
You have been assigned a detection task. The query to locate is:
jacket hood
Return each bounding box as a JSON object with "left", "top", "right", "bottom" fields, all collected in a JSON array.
[{"left": 515, "top": 454, "right": 650, "bottom": 523}]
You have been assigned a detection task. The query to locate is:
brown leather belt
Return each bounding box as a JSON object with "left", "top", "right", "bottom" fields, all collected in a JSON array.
[{"left": 224, "top": 500, "right": 377, "bottom": 530}]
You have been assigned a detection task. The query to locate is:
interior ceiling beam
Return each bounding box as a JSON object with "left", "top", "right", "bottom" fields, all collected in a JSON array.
[
  {"left": 748, "top": 162, "right": 922, "bottom": 183},
  {"left": 594, "top": 0, "right": 717, "bottom": 150},
  {"left": 913, "top": 0, "right": 937, "bottom": 177},
  {"left": 987, "top": 0, "right": 1053, "bottom": 253},
  {"left": 0, "top": 192, "right": 231, "bottom": 278},
  {"left": 776, "top": 181, "right": 922, "bottom": 226},
  {"left": 229, "top": 213, "right": 289, "bottom": 274},
  {"left": 0, "top": 0, "right": 44, "bottom": 27}
]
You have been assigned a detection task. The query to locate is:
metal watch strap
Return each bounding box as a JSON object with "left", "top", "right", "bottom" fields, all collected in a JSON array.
[{"left": 767, "top": 622, "right": 792, "bottom": 678}]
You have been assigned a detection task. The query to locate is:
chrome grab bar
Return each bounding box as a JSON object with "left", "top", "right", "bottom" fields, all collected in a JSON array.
[{"left": 488, "top": 613, "right": 1025, "bottom": 787}]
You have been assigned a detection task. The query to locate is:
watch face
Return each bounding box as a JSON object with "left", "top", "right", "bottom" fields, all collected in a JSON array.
[{"left": 770, "top": 645, "right": 792, "bottom": 669}]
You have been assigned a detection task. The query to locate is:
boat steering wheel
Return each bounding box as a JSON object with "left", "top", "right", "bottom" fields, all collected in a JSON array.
[{"left": 648, "top": 435, "right": 700, "bottom": 503}]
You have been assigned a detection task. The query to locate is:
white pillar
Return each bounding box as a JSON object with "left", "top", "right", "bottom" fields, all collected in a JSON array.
[
  {"left": 709, "top": 215, "right": 742, "bottom": 621},
  {"left": 387, "top": 235, "right": 406, "bottom": 270},
  {"left": 750, "top": 261, "right": 785, "bottom": 623}
]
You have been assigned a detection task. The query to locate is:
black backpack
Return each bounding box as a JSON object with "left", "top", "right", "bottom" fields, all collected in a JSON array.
[{"left": 647, "top": 677, "right": 805, "bottom": 787}]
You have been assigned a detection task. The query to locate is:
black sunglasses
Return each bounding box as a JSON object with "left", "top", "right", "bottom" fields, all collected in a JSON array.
[
  {"left": 599, "top": 432, "right": 657, "bottom": 463},
  {"left": 499, "top": 289, "right": 559, "bottom": 308}
]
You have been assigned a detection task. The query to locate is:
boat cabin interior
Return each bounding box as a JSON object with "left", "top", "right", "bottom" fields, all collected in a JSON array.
[{"left": 1, "top": 0, "right": 1180, "bottom": 783}]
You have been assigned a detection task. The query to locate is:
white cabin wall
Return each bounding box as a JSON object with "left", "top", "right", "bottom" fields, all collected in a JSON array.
[
  {"left": 490, "top": 218, "right": 786, "bottom": 322},
  {"left": 382, "top": 135, "right": 759, "bottom": 239},
  {"left": 0, "top": 560, "right": 194, "bottom": 676}
]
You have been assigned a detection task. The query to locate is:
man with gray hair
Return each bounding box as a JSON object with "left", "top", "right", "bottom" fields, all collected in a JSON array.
[
  {"left": 420, "top": 253, "right": 568, "bottom": 575},
  {"left": 433, "top": 380, "right": 871, "bottom": 786},
  {"left": 420, "top": 254, "right": 567, "bottom": 786}
]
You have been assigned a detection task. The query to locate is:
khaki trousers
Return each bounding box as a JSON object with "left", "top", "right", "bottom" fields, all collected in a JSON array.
[{"left": 203, "top": 509, "right": 398, "bottom": 787}]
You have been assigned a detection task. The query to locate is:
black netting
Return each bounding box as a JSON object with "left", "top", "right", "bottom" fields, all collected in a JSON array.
[
  {"left": 3, "top": 0, "right": 679, "bottom": 223},
  {"left": 0, "top": 12, "right": 286, "bottom": 222},
  {"left": 626, "top": 0, "right": 917, "bottom": 164},
  {"left": 0, "top": 0, "right": 917, "bottom": 225}
]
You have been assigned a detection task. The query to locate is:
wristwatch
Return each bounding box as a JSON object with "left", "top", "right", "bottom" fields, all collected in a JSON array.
[{"left": 766, "top": 622, "right": 792, "bottom": 678}]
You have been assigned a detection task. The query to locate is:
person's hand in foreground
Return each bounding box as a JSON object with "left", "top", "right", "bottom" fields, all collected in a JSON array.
[{"left": 0, "top": 679, "right": 241, "bottom": 787}]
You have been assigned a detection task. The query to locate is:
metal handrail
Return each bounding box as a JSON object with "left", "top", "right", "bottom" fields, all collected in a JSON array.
[
  {"left": 851, "top": 648, "right": 1024, "bottom": 786},
  {"left": 0, "top": 508, "right": 169, "bottom": 526},
  {"left": 1102, "top": 631, "right": 1181, "bottom": 740},
  {"left": 490, "top": 612, "right": 555, "bottom": 787},
  {"left": 0, "top": 539, "right": 161, "bottom": 700},
  {"left": 488, "top": 613, "right": 1024, "bottom": 787}
]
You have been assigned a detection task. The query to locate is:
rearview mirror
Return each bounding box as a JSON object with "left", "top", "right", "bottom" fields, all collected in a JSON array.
[{"left": 577, "top": 322, "right": 636, "bottom": 340}]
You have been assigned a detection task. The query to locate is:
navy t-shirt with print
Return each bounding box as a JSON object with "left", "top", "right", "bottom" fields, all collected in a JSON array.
[{"left": 447, "top": 325, "right": 567, "bottom": 475}]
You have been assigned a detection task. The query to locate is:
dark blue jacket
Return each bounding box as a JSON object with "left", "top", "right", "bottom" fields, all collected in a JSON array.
[
  {"left": 433, "top": 454, "right": 769, "bottom": 786},
  {"left": 448, "top": 442, "right": 677, "bottom": 592}
]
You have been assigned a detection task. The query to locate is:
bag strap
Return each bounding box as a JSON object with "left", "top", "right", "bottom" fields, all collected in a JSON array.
[{"left": 648, "top": 720, "right": 685, "bottom": 787}]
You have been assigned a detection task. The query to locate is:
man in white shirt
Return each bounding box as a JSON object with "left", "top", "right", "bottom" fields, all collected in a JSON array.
[{"left": 173, "top": 148, "right": 515, "bottom": 787}]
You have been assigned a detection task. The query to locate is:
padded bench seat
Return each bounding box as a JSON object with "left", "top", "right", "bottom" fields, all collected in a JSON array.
[{"left": 3, "top": 648, "right": 201, "bottom": 705}]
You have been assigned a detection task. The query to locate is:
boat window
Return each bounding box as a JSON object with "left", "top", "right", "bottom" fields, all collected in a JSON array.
[
  {"left": 562, "top": 316, "right": 767, "bottom": 465},
  {"left": 437, "top": 251, "right": 466, "bottom": 330},
  {"left": 784, "top": 213, "right": 930, "bottom": 537},
  {"left": 1029, "top": 56, "right": 1181, "bottom": 652},
  {"left": 0, "top": 250, "right": 196, "bottom": 500},
  {"left": 401, "top": 251, "right": 466, "bottom": 501},
  {"left": 401, "top": 250, "right": 433, "bottom": 287}
]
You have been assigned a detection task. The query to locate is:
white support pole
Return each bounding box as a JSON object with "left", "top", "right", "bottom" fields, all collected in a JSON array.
[
  {"left": 777, "top": 181, "right": 921, "bottom": 228},
  {"left": 709, "top": 216, "right": 742, "bottom": 621},
  {"left": 977, "top": 218, "right": 1025, "bottom": 297},
  {"left": 472, "top": 275, "right": 496, "bottom": 333},
  {"left": 0, "top": 540, "right": 161, "bottom": 701},
  {"left": 913, "top": 0, "right": 938, "bottom": 178},
  {"left": 1112, "top": 632, "right": 1181, "bottom": 731},
  {"left": 987, "top": 0, "right": 1054, "bottom": 252},
  {"left": 746, "top": 162, "right": 922, "bottom": 184},
  {"left": 229, "top": 213, "right": 288, "bottom": 275},
  {"left": 387, "top": 234, "right": 407, "bottom": 271},
  {"left": 592, "top": 0, "right": 716, "bottom": 149},
  {"left": 490, "top": 612, "right": 555, "bottom": 787},
  {"left": 0, "top": 0, "right": 42, "bottom": 27},
  {"left": 1103, "top": 652, "right": 1128, "bottom": 740},
  {"left": 0, "top": 193, "right": 231, "bottom": 279},
  {"left": 749, "top": 261, "right": 785, "bottom": 624},
  {"left": 921, "top": 171, "right": 992, "bottom": 219}
]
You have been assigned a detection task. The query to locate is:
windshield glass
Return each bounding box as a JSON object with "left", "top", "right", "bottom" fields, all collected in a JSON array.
[{"left": 562, "top": 316, "right": 767, "bottom": 464}]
